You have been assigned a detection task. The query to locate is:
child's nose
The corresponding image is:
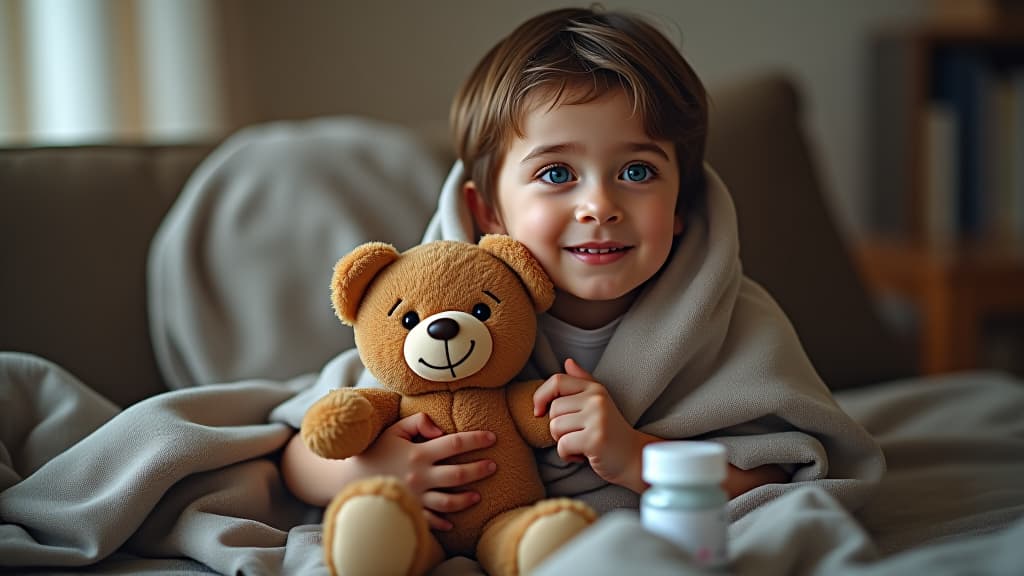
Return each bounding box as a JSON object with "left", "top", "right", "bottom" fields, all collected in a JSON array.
[{"left": 575, "top": 182, "right": 622, "bottom": 224}]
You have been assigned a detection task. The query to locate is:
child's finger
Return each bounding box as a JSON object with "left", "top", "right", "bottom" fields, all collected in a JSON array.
[
  {"left": 563, "top": 357, "right": 594, "bottom": 380},
  {"left": 424, "top": 509, "right": 453, "bottom": 532},
  {"left": 428, "top": 459, "right": 497, "bottom": 489},
  {"left": 533, "top": 373, "right": 587, "bottom": 416},
  {"left": 422, "top": 489, "right": 482, "bottom": 514},
  {"left": 390, "top": 412, "right": 444, "bottom": 440},
  {"left": 555, "top": 430, "right": 587, "bottom": 463},
  {"left": 549, "top": 412, "right": 585, "bottom": 441},
  {"left": 549, "top": 394, "right": 585, "bottom": 419},
  {"left": 422, "top": 430, "right": 496, "bottom": 462}
]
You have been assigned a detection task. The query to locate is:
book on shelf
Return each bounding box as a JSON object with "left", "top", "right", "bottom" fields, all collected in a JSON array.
[
  {"left": 1011, "top": 70, "right": 1024, "bottom": 245},
  {"left": 990, "top": 73, "right": 1016, "bottom": 243},
  {"left": 931, "top": 47, "right": 990, "bottom": 239},
  {"left": 923, "top": 47, "right": 1024, "bottom": 245},
  {"left": 924, "top": 102, "right": 958, "bottom": 244}
]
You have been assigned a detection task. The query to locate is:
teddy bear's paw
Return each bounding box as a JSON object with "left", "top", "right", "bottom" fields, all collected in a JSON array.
[
  {"left": 322, "top": 477, "right": 442, "bottom": 576},
  {"left": 516, "top": 499, "right": 596, "bottom": 574},
  {"left": 301, "top": 389, "right": 375, "bottom": 459}
]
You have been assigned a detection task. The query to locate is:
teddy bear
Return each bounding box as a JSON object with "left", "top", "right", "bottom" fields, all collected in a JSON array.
[{"left": 301, "top": 235, "right": 596, "bottom": 576}]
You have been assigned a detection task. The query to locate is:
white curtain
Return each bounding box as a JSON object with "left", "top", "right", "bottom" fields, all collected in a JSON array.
[{"left": 0, "top": 0, "right": 225, "bottom": 145}]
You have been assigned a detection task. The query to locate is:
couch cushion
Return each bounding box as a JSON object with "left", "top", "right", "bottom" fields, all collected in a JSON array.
[{"left": 0, "top": 145, "right": 213, "bottom": 406}]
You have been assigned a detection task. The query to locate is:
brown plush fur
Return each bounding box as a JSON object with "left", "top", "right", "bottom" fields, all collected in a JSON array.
[{"left": 302, "top": 236, "right": 595, "bottom": 575}]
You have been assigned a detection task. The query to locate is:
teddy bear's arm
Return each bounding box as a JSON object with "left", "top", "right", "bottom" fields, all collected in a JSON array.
[
  {"left": 506, "top": 379, "right": 555, "bottom": 449},
  {"left": 301, "top": 388, "right": 402, "bottom": 459}
]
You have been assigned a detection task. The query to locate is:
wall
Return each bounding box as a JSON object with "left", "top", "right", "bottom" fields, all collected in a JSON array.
[{"left": 220, "top": 0, "right": 929, "bottom": 240}]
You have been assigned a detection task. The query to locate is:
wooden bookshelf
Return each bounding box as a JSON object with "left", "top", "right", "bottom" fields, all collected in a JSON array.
[
  {"left": 856, "top": 238, "right": 1024, "bottom": 374},
  {"left": 864, "top": 16, "right": 1024, "bottom": 374}
]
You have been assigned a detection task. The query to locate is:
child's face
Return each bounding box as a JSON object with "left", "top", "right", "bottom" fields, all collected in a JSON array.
[{"left": 468, "top": 87, "right": 683, "bottom": 317}]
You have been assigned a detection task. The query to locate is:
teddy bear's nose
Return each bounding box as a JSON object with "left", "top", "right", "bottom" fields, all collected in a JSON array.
[{"left": 427, "top": 317, "right": 460, "bottom": 341}]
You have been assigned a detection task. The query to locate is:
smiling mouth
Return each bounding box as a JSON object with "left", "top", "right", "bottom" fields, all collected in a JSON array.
[{"left": 567, "top": 246, "right": 631, "bottom": 255}]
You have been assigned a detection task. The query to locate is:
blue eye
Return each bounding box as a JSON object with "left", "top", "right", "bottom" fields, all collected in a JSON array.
[
  {"left": 541, "top": 165, "right": 572, "bottom": 184},
  {"left": 622, "top": 163, "right": 653, "bottom": 182}
]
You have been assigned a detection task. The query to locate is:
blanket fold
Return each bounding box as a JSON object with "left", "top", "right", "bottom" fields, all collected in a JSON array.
[
  {"left": 0, "top": 352, "right": 120, "bottom": 488},
  {"left": 0, "top": 352, "right": 316, "bottom": 571}
]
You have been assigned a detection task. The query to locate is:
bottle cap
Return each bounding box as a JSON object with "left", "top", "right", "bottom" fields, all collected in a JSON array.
[{"left": 643, "top": 441, "right": 727, "bottom": 485}]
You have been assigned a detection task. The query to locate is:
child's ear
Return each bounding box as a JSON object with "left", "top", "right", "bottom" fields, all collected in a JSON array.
[
  {"left": 674, "top": 213, "right": 685, "bottom": 236},
  {"left": 465, "top": 181, "right": 506, "bottom": 235}
]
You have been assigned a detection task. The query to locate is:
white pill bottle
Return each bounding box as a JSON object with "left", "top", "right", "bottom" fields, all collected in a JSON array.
[{"left": 640, "top": 441, "right": 729, "bottom": 568}]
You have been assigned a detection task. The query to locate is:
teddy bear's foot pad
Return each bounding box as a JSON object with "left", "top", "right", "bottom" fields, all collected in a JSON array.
[
  {"left": 323, "top": 476, "right": 443, "bottom": 576},
  {"left": 517, "top": 502, "right": 595, "bottom": 573},
  {"left": 330, "top": 494, "right": 417, "bottom": 575},
  {"left": 478, "top": 498, "right": 596, "bottom": 576}
]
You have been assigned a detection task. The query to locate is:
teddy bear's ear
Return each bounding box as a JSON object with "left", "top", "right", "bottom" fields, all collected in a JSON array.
[
  {"left": 331, "top": 242, "right": 400, "bottom": 325},
  {"left": 479, "top": 234, "right": 554, "bottom": 313}
]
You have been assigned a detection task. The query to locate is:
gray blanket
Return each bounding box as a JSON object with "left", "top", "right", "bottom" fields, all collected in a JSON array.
[
  {"left": 3, "top": 356, "right": 1022, "bottom": 575},
  {"left": 2, "top": 118, "right": 1023, "bottom": 575},
  {"left": 538, "top": 371, "right": 1024, "bottom": 575}
]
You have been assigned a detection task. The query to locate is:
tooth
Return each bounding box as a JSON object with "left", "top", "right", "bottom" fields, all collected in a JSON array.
[{"left": 572, "top": 247, "right": 625, "bottom": 254}]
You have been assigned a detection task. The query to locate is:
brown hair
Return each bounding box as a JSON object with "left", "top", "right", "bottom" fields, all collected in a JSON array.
[{"left": 450, "top": 7, "right": 708, "bottom": 214}]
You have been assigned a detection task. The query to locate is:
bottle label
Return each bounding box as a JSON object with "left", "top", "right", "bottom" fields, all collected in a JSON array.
[{"left": 641, "top": 506, "right": 728, "bottom": 567}]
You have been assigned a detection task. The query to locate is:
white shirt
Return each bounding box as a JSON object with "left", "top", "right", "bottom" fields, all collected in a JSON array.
[{"left": 537, "top": 314, "right": 622, "bottom": 374}]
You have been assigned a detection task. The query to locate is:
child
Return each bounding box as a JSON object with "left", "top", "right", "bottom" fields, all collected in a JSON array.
[{"left": 282, "top": 5, "right": 883, "bottom": 533}]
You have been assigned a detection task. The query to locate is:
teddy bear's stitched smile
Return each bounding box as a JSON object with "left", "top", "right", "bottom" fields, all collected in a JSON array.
[{"left": 417, "top": 340, "right": 477, "bottom": 378}]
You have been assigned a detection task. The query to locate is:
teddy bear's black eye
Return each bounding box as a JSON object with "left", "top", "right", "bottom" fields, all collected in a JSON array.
[
  {"left": 471, "top": 303, "right": 491, "bottom": 321},
  {"left": 402, "top": 311, "right": 420, "bottom": 330}
]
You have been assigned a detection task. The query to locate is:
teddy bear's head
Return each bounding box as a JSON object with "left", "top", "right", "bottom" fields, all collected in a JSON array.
[{"left": 331, "top": 235, "right": 554, "bottom": 395}]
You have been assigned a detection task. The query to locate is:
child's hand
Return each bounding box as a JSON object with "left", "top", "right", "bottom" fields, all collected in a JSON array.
[
  {"left": 351, "top": 413, "right": 497, "bottom": 531},
  {"left": 533, "top": 358, "right": 655, "bottom": 493}
]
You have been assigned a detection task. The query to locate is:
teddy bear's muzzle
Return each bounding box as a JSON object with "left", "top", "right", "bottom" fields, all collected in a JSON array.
[{"left": 404, "top": 310, "right": 494, "bottom": 382}]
